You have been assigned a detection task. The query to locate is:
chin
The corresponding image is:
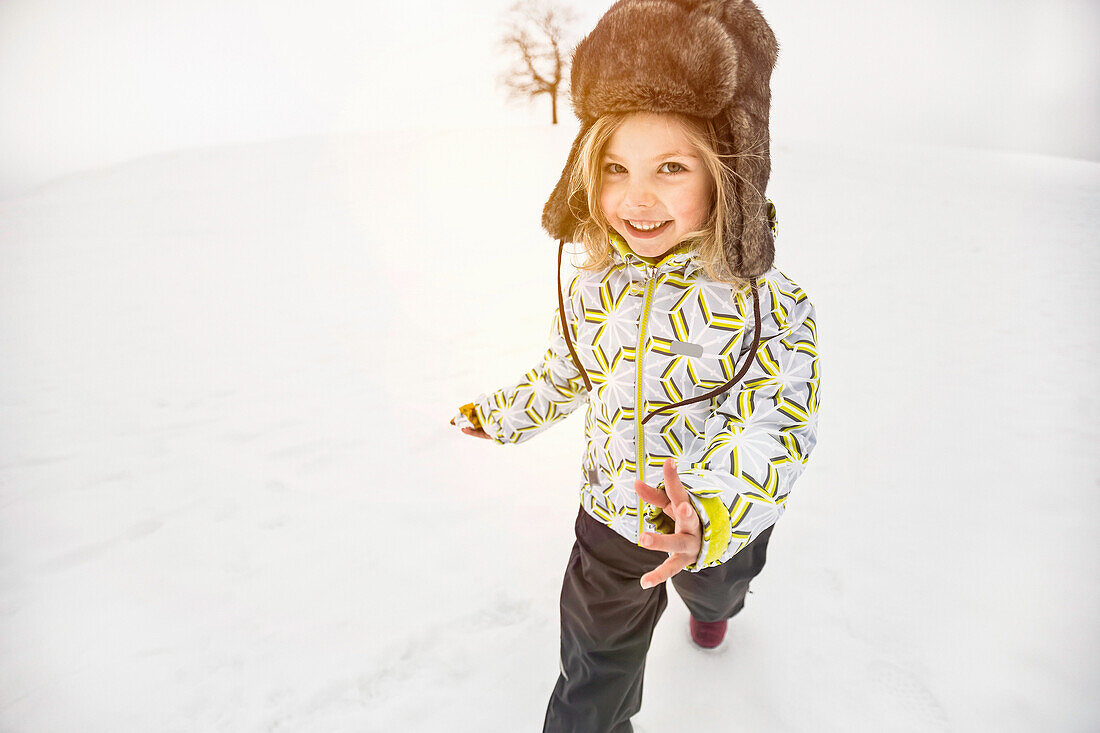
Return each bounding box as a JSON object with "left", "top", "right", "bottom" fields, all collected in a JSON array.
[
  {"left": 637, "top": 245, "right": 669, "bottom": 258},
  {"left": 630, "top": 238, "right": 676, "bottom": 258}
]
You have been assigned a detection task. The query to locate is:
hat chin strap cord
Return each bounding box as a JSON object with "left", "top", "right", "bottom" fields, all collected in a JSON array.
[
  {"left": 556, "top": 239, "right": 762, "bottom": 426},
  {"left": 557, "top": 239, "right": 593, "bottom": 393}
]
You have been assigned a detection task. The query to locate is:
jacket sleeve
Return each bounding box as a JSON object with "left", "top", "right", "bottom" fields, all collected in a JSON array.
[
  {"left": 673, "top": 292, "right": 820, "bottom": 572},
  {"left": 470, "top": 278, "right": 589, "bottom": 444}
]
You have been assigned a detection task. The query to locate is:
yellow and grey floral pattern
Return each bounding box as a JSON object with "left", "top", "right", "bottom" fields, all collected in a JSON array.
[{"left": 468, "top": 237, "right": 819, "bottom": 571}]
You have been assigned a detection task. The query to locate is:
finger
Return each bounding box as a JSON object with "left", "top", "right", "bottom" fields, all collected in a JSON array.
[
  {"left": 640, "top": 531, "right": 697, "bottom": 555},
  {"left": 673, "top": 500, "right": 700, "bottom": 533},
  {"left": 662, "top": 458, "right": 689, "bottom": 505},
  {"left": 633, "top": 478, "right": 669, "bottom": 508},
  {"left": 640, "top": 553, "right": 691, "bottom": 589},
  {"left": 659, "top": 460, "right": 700, "bottom": 534}
]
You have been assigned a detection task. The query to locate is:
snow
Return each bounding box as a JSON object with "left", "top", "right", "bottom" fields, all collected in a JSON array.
[{"left": 1, "top": 125, "right": 1098, "bottom": 732}]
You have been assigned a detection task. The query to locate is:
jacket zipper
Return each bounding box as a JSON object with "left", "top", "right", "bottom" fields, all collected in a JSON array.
[{"left": 636, "top": 267, "right": 657, "bottom": 540}]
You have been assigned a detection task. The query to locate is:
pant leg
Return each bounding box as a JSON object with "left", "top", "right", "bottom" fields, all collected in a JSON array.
[
  {"left": 670, "top": 524, "right": 775, "bottom": 623},
  {"left": 543, "top": 505, "right": 672, "bottom": 733}
]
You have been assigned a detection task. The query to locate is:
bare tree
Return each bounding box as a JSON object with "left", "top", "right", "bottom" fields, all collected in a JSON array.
[{"left": 498, "top": 0, "right": 578, "bottom": 124}]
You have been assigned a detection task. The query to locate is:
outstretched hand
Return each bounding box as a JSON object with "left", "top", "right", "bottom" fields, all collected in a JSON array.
[
  {"left": 449, "top": 415, "right": 491, "bottom": 440},
  {"left": 634, "top": 458, "right": 703, "bottom": 589}
]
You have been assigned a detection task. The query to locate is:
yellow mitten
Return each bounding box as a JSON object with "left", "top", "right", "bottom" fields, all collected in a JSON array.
[{"left": 451, "top": 403, "right": 482, "bottom": 429}]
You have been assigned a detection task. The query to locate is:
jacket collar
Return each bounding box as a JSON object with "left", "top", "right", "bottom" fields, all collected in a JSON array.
[{"left": 608, "top": 232, "right": 705, "bottom": 277}]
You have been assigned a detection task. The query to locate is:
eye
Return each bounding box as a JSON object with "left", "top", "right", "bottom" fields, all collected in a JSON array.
[
  {"left": 659, "top": 161, "right": 686, "bottom": 174},
  {"left": 604, "top": 162, "right": 627, "bottom": 174}
]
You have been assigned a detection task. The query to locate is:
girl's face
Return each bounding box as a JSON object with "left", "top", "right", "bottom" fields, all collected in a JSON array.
[{"left": 599, "top": 112, "right": 715, "bottom": 260}]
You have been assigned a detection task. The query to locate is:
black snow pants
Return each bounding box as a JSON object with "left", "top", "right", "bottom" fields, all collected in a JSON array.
[{"left": 542, "top": 504, "right": 774, "bottom": 733}]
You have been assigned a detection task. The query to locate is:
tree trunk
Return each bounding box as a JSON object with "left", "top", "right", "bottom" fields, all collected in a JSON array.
[{"left": 551, "top": 90, "right": 558, "bottom": 125}]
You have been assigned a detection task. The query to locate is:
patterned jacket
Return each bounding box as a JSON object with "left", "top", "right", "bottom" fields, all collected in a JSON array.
[{"left": 462, "top": 235, "right": 820, "bottom": 571}]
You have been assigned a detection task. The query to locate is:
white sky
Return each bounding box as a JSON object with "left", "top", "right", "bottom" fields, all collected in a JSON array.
[{"left": 1, "top": 0, "right": 1097, "bottom": 199}]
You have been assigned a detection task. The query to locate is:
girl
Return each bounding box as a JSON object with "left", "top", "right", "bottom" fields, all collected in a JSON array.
[{"left": 453, "top": 1, "right": 819, "bottom": 730}]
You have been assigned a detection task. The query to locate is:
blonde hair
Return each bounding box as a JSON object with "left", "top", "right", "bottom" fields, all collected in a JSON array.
[{"left": 566, "top": 111, "right": 748, "bottom": 290}]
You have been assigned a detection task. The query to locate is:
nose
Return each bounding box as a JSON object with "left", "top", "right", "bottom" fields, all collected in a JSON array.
[{"left": 623, "top": 177, "right": 656, "bottom": 208}]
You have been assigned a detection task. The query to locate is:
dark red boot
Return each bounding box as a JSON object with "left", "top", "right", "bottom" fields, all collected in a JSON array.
[{"left": 689, "top": 616, "right": 728, "bottom": 649}]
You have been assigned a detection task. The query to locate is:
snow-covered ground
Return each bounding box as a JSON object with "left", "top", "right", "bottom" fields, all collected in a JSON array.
[{"left": 1, "top": 125, "right": 1097, "bottom": 732}]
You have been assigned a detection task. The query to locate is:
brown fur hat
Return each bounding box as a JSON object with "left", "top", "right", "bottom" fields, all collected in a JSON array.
[{"left": 541, "top": 0, "right": 779, "bottom": 278}]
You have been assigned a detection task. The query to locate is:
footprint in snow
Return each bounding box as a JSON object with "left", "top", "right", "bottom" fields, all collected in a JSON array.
[{"left": 867, "top": 658, "right": 952, "bottom": 731}]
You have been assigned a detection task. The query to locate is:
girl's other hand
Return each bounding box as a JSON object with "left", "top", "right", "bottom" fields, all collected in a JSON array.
[
  {"left": 450, "top": 414, "right": 492, "bottom": 440},
  {"left": 633, "top": 458, "right": 703, "bottom": 588}
]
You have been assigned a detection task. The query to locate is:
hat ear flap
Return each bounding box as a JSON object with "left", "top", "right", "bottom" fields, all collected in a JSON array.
[
  {"left": 717, "top": 1, "right": 778, "bottom": 279},
  {"left": 542, "top": 123, "right": 593, "bottom": 242},
  {"left": 719, "top": 103, "right": 774, "bottom": 279}
]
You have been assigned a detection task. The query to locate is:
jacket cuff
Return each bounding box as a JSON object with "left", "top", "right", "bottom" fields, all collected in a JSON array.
[
  {"left": 682, "top": 490, "right": 732, "bottom": 573},
  {"left": 470, "top": 393, "right": 508, "bottom": 444}
]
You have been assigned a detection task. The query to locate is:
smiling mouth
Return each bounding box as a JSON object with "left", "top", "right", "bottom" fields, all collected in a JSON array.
[{"left": 625, "top": 220, "right": 671, "bottom": 234}]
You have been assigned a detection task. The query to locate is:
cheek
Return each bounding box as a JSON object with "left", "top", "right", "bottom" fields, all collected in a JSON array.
[
  {"left": 599, "top": 185, "right": 618, "bottom": 220},
  {"left": 674, "top": 186, "right": 712, "bottom": 228}
]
